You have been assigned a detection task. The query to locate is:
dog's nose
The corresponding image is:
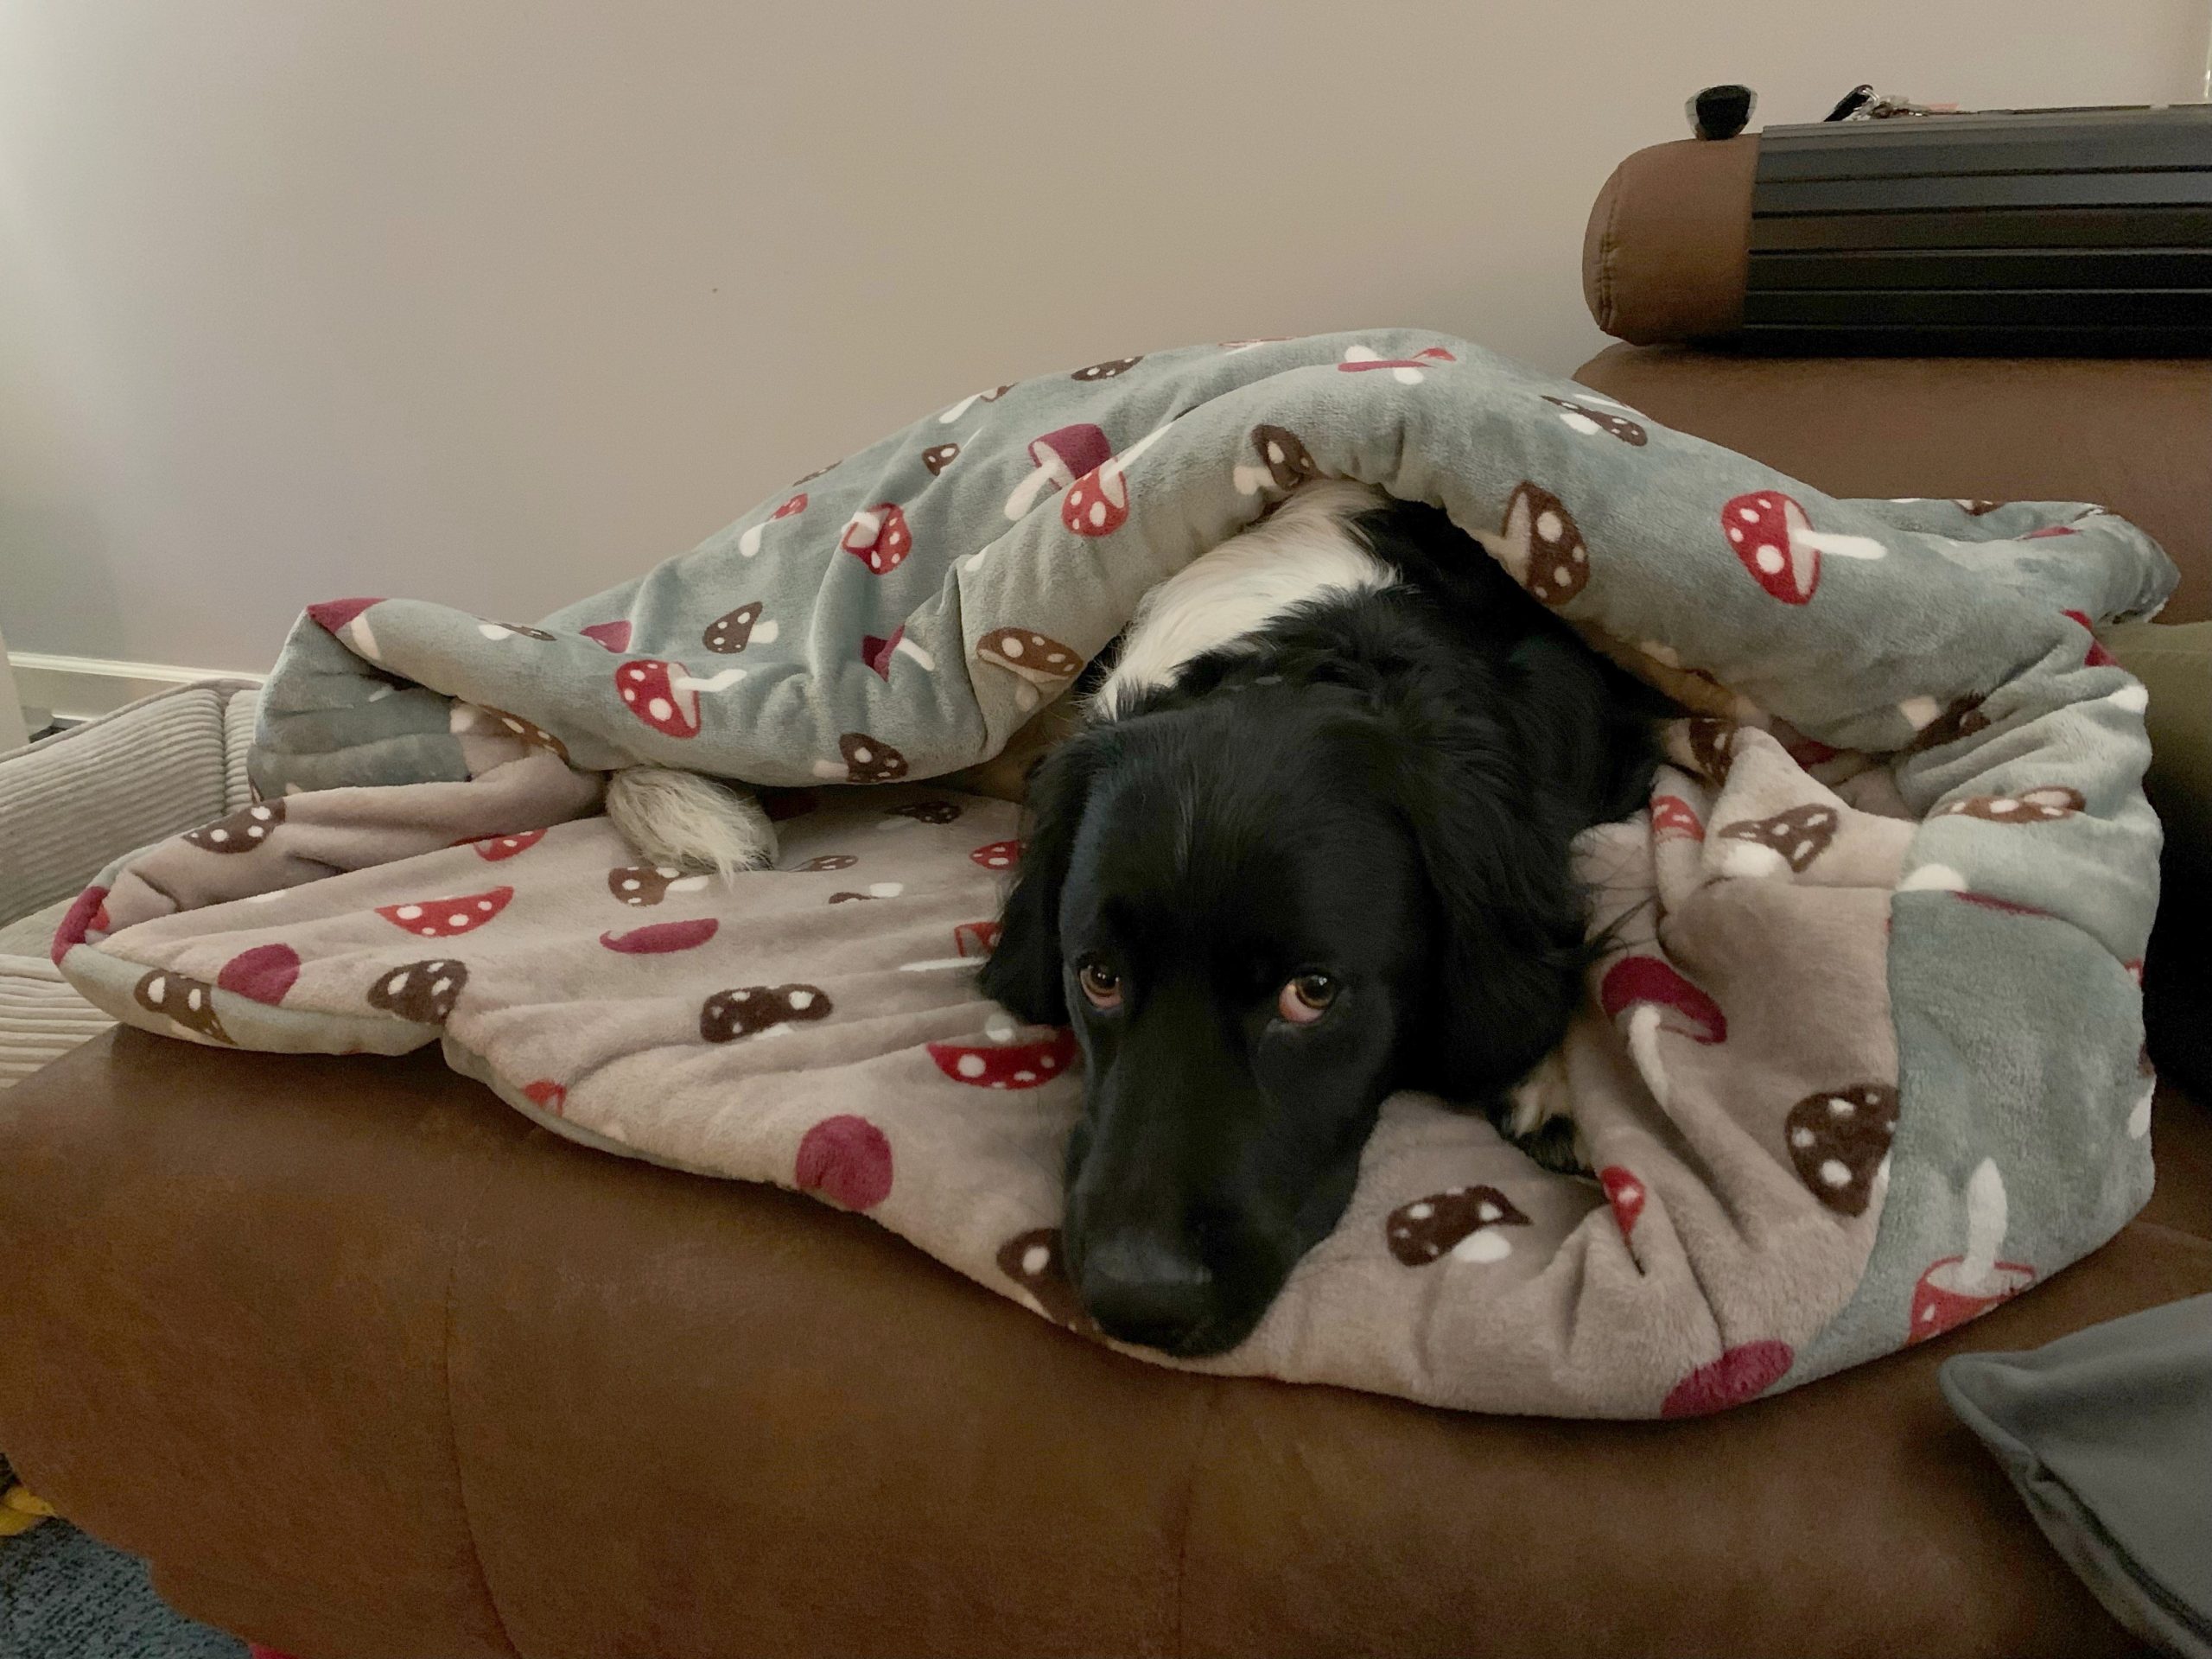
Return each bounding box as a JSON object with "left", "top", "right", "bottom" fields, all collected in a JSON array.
[{"left": 1074, "top": 1229, "right": 1217, "bottom": 1351}]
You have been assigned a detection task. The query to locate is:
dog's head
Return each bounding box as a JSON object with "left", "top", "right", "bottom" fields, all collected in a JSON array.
[{"left": 979, "top": 679, "right": 1590, "bottom": 1356}]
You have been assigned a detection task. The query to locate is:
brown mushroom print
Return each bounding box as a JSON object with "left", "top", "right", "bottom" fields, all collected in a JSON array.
[
  {"left": 1541, "top": 396, "right": 1648, "bottom": 446},
  {"left": 810, "top": 733, "right": 909, "bottom": 785},
  {"left": 1784, "top": 1084, "right": 1898, "bottom": 1216},
  {"left": 1906, "top": 695, "right": 1992, "bottom": 754},
  {"left": 976, "top": 626, "right": 1081, "bottom": 710},
  {"left": 995, "top": 1227, "right": 1098, "bottom": 1332},
  {"left": 1716, "top": 803, "right": 1840, "bottom": 874},
  {"left": 1936, "top": 786, "right": 2084, "bottom": 823},
  {"left": 1955, "top": 499, "right": 2005, "bottom": 515},
  {"left": 477, "top": 620, "right": 556, "bottom": 641},
  {"left": 1687, "top": 716, "right": 1737, "bottom": 785},
  {"left": 366, "top": 959, "right": 469, "bottom": 1025},
  {"left": 921, "top": 442, "right": 960, "bottom": 476},
  {"left": 134, "top": 967, "right": 233, "bottom": 1044},
  {"left": 794, "top": 854, "right": 858, "bottom": 873},
  {"left": 1233, "top": 423, "right": 1323, "bottom": 495},
  {"left": 885, "top": 799, "right": 962, "bottom": 825},
  {"left": 1070, "top": 356, "right": 1142, "bottom": 381},
  {"left": 184, "top": 799, "right": 284, "bottom": 854},
  {"left": 702, "top": 601, "right": 777, "bottom": 654},
  {"left": 607, "top": 863, "right": 709, "bottom": 906},
  {"left": 1495, "top": 482, "right": 1590, "bottom": 606},
  {"left": 1385, "top": 1185, "right": 1531, "bottom": 1265},
  {"left": 699, "top": 982, "right": 832, "bottom": 1042},
  {"left": 479, "top": 707, "right": 571, "bottom": 762}
]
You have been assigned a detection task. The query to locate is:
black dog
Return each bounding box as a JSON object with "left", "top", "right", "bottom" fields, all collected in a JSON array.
[{"left": 980, "top": 487, "right": 1666, "bottom": 1357}]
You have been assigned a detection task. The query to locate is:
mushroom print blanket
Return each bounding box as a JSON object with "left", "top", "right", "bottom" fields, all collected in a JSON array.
[{"left": 52, "top": 330, "right": 2177, "bottom": 1417}]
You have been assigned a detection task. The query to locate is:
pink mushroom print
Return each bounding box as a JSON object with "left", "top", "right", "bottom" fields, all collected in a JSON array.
[
  {"left": 1660, "top": 1340, "right": 1795, "bottom": 1418},
  {"left": 841, "top": 503, "right": 914, "bottom": 575},
  {"left": 581, "top": 620, "right": 632, "bottom": 652},
  {"left": 1004, "top": 425, "right": 1113, "bottom": 520},
  {"left": 794, "top": 1115, "right": 895, "bottom": 1211},
  {"left": 1719, "top": 492, "right": 1887, "bottom": 605},
  {"left": 616, "top": 658, "right": 746, "bottom": 739},
  {"left": 377, "top": 885, "right": 513, "bottom": 938},
  {"left": 738, "top": 492, "right": 808, "bottom": 557},
  {"left": 927, "top": 1027, "right": 1077, "bottom": 1089},
  {"left": 861, "top": 625, "right": 937, "bottom": 678},
  {"left": 1338, "top": 343, "right": 1456, "bottom": 384},
  {"left": 599, "top": 918, "right": 720, "bottom": 954},
  {"left": 2063, "top": 611, "right": 2119, "bottom": 668},
  {"left": 216, "top": 943, "right": 302, "bottom": 1005},
  {"left": 1908, "top": 1160, "right": 2033, "bottom": 1343},
  {"left": 1600, "top": 956, "right": 1726, "bottom": 1109}
]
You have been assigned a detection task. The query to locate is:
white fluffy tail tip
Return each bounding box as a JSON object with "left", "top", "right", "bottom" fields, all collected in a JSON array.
[{"left": 605, "top": 766, "right": 778, "bottom": 878}]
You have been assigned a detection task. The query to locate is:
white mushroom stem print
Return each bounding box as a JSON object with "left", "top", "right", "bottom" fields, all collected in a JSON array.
[{"left": 1005, "top": 425, "right": 1112, "bottom": 520}]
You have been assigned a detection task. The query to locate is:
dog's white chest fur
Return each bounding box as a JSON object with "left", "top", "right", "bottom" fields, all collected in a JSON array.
[{"left": 1090, "top": 481, "right": 1392, "bottom": 721}]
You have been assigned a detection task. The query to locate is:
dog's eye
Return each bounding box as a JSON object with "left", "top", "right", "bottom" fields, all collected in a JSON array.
[
  {"left": 1076, "top": 960, "right": 1123, "bottom": 1010},
  {"left": 1277, "top": 974, "right": 1337, "bottom": 1025}
]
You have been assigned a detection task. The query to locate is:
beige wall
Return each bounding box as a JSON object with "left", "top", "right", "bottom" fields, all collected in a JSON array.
[{"left": 3, "top": 1, "right": 2203, "bottom": 673}]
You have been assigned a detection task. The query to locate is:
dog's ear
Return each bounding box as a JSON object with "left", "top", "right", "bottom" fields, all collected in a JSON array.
[
  {"left": 977, "top": 734, "right": 1105, "bottom": 1027},
  {"left": 1380, "top": 709, "right": 1593, "bottom": 1094}
]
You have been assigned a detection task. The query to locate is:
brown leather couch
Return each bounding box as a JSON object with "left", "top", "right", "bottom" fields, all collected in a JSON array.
[{"left": 3, "top": 143, "right": 2209, "bottom": 1659}]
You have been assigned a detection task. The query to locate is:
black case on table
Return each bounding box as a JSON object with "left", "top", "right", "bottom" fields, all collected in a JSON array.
[{"left": 1745, "top": 106, "right": 2212, "bottom": 353}]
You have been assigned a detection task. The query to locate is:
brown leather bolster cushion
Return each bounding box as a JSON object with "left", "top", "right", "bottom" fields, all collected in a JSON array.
[{"left": 1583, "top": 137, "right": 1758, "bottom": 344}]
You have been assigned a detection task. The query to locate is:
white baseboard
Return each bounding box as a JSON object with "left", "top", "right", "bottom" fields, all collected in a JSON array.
[{"left": 7, "top": 652, "right": 267, "bottom": 723}]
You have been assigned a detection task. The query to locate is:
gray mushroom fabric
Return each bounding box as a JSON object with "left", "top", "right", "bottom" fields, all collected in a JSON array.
[{"left": 49, "top": 330, "right": 2175, "bottom": 1418}]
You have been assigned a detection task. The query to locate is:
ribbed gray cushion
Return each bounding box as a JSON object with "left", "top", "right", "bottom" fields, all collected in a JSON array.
[
  {"left": 0, "top": 680, "right": 258, "bottom": 928},
  {"left": 0, "top": 956, "right": 114, "bottom": 1088}
]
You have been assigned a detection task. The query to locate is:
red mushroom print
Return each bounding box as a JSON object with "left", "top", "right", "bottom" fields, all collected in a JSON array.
[
  {"left": 794, "top": 1115, "right": 895, "bottom": 1211},
  {"left": 1598, "top": 1166, "right": 1646, "bottom": 1238},
  {"left": 1600, "top": 956, "right": 1726, "bottom": 1109},
  {"left": 49, "top": 884, "right": 111, "bottom": 965},
  {"left": 581, "top": 620, "right": 632, "bottom": 652},
  {"left": 376, "top": 885, "right": 513, "bottom": 939},
  {"left": 927, "top": 1027, "right": 1077, "bottom": 1089},
  {"left": 1338, "top": 343, "right": 1456, "bottom": 384},
  {"left": 738, "top": 492, "right": 808, "bottom": 557},
  {"left": 1651, "top": 796, "right": 1705, "bottom": 842},
  {"left": 522, "top": 1079, "right": 567, "bottom": 1117},
  {"left": 995, "top": 1227, "right": 1098, "bottom": 1332},
  {"left": 306, "top": 596, "right": 383, "bottom": 636},
  {"left": 2062, "top": 611, "right": 2118, "bottom": 668},
  {"left": 954, "top": 920, "right": 1001, "bottom": 957},
  {"left": 2022, "top": 524, "right": 2077, "bottom": 540},
  {"left": 1004, "top": 424, "right": 1114, "bottom": 520},
  {"left": 861, "top": 625, "right": 937, "bottom": 678},
  {"left": 1660, "top": 1340, "right": 1795, "bottom": 1417},
  {"left": 470, "top": 829, "right": 546, "bottom": 861},
  {"left": 1062, "top": 424, "right": 1173, "bottom": 539},
  {"left": 615, "top": 658, "right": 746, "bottom": 739},
  {"left": 599, "top": 918, "right": 720, "bottom": 954},
  {"left": 839, "top": 503, "right": 914, "bottom": 575},
  {"left": 133, "top": 967, "right": 233, "bottom": 1045},
  {"left": 216, "top": 943, "right": 301, "bottom": 1005},
  {"left": 702, "top": 601, "right": 776, "bottom": 654},
  {"left": 1719, "top": 492, "right": 1887, "bottom": 605},
  {"left": 970, "top": 838, "right": 1022, "bottom": 871},
  {"left": 1908, "top": 1160, "right": 2033, "bottom": 1343}
]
